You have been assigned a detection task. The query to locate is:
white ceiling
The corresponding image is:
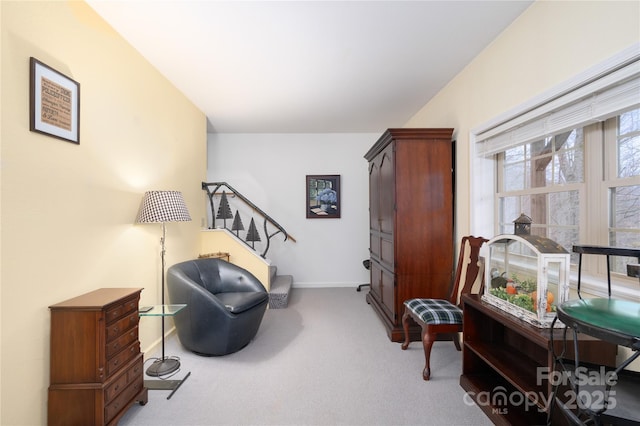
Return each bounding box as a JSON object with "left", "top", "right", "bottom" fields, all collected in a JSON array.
[{"left": 87, "top": 1, "right": 533, "bottom": 133}]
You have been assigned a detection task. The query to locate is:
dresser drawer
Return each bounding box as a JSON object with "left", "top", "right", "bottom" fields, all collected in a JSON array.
[
  {"left": 106, "top": 341, "right": 140, "bottom": 377},
  {"left": 105, "top": 376, "right": 144, "bottom": 424},
  {"left": 106, "top": 326, "right": 138, "bottom": 359},
  {"left": 105, "top": 370, "right": 129, "bottom": 403},
  {"left": 127, "top": 357, "right": 144, "bottom": 383},
  {"left": 105, "top": 355, "right": 143, "bottom": 403},
  {"left": 105, "top": 295, "right": 139, "bottom": 325},
  {"left": 106, "top": 311, "right": 139, "bottom": 342}
]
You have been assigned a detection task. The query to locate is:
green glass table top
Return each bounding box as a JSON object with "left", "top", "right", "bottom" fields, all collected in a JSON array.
[
  {"left": 557, "top": 298, "right": 640, "bottom": 347},
  {"left": 139, "top": 304, "right": 186, "bottom": 316}
]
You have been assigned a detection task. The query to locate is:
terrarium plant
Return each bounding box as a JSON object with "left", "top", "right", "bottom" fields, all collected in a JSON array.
[{"left": 489, "top": 273, "right": 555, "bottom": 314}]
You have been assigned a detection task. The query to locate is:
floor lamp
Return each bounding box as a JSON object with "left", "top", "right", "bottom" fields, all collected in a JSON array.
[{"left": 136, "top": 190, "right": 191, "bottom": 377}]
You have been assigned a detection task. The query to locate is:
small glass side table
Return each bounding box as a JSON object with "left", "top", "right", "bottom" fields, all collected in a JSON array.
[{"left": 139, "top": 304, "right": 190, "bottom": 399}]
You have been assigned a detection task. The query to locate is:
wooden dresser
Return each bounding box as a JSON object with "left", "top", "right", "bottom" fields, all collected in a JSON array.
[
  {"left": 48, "top": 288, "right": 148, "bottom": 426},
  {"left": 365, "top": 128, "right": 455, "bottom": 342}
]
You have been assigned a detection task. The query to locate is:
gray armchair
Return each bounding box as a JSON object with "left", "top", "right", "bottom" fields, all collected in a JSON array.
[{"left": 166, "top": 258, "right": 269, "bottom": 356}]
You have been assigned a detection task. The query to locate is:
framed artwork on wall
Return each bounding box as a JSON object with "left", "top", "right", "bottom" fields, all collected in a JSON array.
[
  {"left": 306, "top": 175, "right": 340, "bottom": 219},
  {"left": 29, "top": 57, "right": 80, "bottom": 144}
]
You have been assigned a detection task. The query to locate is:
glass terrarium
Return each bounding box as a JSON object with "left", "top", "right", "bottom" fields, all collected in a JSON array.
[{"left": 483, "top": 234, "right": 570, "bottom": 327}]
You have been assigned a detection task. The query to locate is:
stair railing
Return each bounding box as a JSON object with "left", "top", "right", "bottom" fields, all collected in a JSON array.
[{"left": 202, "top": 181, "right": 296, "bottom": 258}]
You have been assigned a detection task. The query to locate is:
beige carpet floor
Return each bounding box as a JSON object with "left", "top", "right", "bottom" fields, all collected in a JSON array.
[{"left": 120, "top": 287, "right": 492, "bottom": 425}]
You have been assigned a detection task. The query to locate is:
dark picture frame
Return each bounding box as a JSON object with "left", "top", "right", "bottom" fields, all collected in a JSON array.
[
  {"left": 306, "top": 175, "right": 340, "bottom": 219},
  {"left": 29, "top": 57, "right": 80, "bottom": 144}
]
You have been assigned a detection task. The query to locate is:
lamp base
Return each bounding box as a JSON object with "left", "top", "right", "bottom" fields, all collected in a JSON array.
[{"left": 146, "top": 357, "right": 180, "bottom": 377}]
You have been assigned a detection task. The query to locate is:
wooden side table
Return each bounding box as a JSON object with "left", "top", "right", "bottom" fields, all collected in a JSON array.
[
  {"left": 551, "top": 245, "right": 640, "bottom": 424},
  {"left": 139, "top": 304, "right": 190, "bottom": 400}
]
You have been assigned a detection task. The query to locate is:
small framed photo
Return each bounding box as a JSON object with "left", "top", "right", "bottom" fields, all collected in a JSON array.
[
  {"left": 30, "top": 57, "right": 80, "bottom": 144},
  {"left": 306, "top": 175, "right": 340, "bottom": 219}
]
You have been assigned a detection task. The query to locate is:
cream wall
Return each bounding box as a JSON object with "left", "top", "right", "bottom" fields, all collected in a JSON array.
[
  {"left": 405, "top": 0, "right": 639, "bottom": 369},
  {"left": 1, "top": 2, "right": 206, "bottom": 425},
  {"left": 405, "top": 0, "right": 640, "bottom": 243}
]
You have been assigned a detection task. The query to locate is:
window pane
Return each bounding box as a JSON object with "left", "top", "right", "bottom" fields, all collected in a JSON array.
[
  {"left": 619, "top": 108, "right": 640, "bottom": 134},
  {"left": 547, "top": 191, "right": 580, "bottom": 260},
  {"left": 502, "top": 133, "right": 585, "bottom": 190},
  {"left": 558, "top": 148, "right": 584, "bottom": 183},
  {"left": 504, "top": 145, "right": 525, "bottom": 163},
  {"left": 610, "top": 229, "right": 640, "bottom": 248},
  {"left": 560, "top": 128, "right": 584, "bottom": 151},
  {"left": 609, "top": 185, "right": 640, "bottom": 274},
  {"left": 618, "top": 108, "right": 640, "bottom": 178},
  {"left": 555, "top": 129, "right": 584, "bottom": 183},
  {"left": 504, "top": 162, "right": 526, "bottom": 191},
  {"left": 549, "top": 191, "right": 579, "bottom": 226},
  {"left": 529, "top": 193, "right": 546, "bottom": 227},
  {"left": 611, "top": 185, "right": 640, "bottom": 229},
  {"left": 549, "top": 227, "right": 579, "bottom": 258},
  {"left": 532, "top": 155, "right": 552, "bottom": 188},
  {"left": 500, "top": 196, "right": 537, "bottom": 233},
  {"left": 530, "top": 139, "right": 550, "bottom": 157},
  {"left": 610, "top": 110, "right": 640, "bottom": 275},
  {"left": 609, "top": 230, "right": 640, "bottom": 275},
  {"left": 619, "top": 135, "right": 640, "bottom": 178},
  {"left": 500, "top": 196, "right": 519, "bottom": 233}
]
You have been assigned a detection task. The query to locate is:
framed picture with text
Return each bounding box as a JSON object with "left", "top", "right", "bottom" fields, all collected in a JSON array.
[
  {"left": 30, "top": 57, "right": 80, "bottom": 144},
  {"left": 306, "top": 175, "right": 341, "bottom": 219}
]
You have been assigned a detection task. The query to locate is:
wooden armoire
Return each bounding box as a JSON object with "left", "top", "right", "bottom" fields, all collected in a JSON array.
[{"left": 364, "top": 128, "right": 455, "bottom": 342}]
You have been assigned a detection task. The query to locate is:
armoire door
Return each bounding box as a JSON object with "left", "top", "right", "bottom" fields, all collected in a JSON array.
[{"left": 368, "top": 143, "right": 396, "bottom": 318}]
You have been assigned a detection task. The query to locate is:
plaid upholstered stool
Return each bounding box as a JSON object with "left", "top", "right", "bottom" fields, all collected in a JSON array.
[
  {"left": 403, "top": 299, "right": 464, "bottom": 328},
  {"left": 401, "top": 236, "right": 487, "bottom": 380}
]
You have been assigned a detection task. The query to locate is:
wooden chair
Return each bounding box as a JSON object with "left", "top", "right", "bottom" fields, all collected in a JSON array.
[{"left": 401, "top": 235, "right": 487, "bottom": 380}]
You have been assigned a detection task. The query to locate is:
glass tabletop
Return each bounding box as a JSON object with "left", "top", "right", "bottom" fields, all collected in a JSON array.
[
  {"left": 558, "top": 298, "right": 640, "bottom": 348},
  {"left": 139, "top": 304, "right": 186, "bottom": 316}
]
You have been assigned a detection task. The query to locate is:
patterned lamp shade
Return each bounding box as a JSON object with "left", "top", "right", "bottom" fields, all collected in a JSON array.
[{"left": 136, "top": 190, "right": 192, "bottom": 223}]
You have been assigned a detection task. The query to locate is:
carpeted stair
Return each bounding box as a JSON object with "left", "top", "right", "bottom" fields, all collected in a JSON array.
[{"left": 268, "top": 266, "right": 293, "bottom": 309}]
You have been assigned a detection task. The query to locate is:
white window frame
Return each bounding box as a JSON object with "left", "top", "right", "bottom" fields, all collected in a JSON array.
[{"left": 470, "top": 43, "right": 640, "bottom": 300}]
